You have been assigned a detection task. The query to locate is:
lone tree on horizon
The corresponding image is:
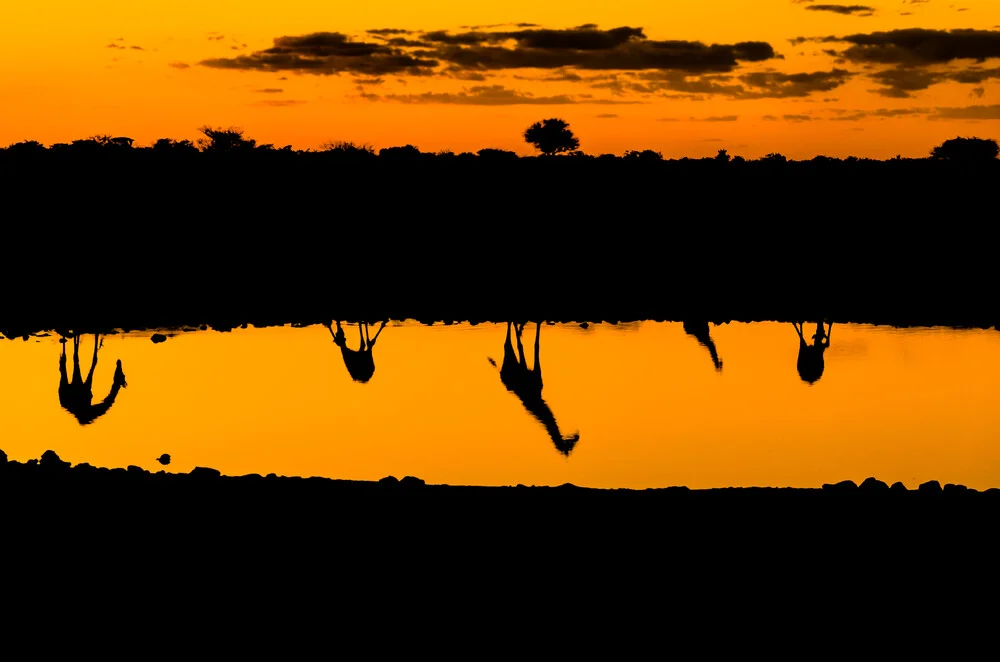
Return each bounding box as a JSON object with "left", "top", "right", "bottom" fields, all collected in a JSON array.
[
  {"left": 930, "top": 137, "right": 999, "bottom": 162},
  {"left": 523, "top": 118, "right": 579, "bottom": 156}
]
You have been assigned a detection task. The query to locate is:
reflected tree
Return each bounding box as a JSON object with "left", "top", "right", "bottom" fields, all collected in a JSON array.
[
  {"left": 793, "top": 321, "right": 832, "bottom": 385},
  {"left": 326, "top": 320, "right": 387, "bottom": 384},
  {"left": 490, "top": 322, "right": 580, "bottom": 456},
  {"left": 58, "top": 334, "right": 128, "bottom": 425},
  {"left": 683, "top": 321, "right": 723, "bottom": 372}
]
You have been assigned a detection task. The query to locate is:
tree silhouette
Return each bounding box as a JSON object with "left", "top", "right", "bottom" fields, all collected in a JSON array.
[
  {"left": 152, "top": 138, "right": 199, "bottom": 156},
  {"left": 523, "top": 118, "right": 579, "bottom": 156},
  {"left": 715, "top": 149, "right": 731, "bottom": 163},
  {"left": 196, "top": 126, "right": 256, "bottom": 153},
  {"left": 930, "top": 137, "right": 999, "bottom": 162}
]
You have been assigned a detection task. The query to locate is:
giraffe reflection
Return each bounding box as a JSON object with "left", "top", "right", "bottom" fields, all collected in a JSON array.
[
  {"left": 683, "top": 321, "right": 723, "bottom": 372},
  {"left": 490, "top": 322, "right": 580, "bottom": 456},
  {"left": 793, "top": 321, "right": 832, "bottom": 384},
  {"left": 325, "top": 320, "right": 387, "bottom": 383},
  {"left": 58, "top": 334, "right": 127, "bottom": 425}
]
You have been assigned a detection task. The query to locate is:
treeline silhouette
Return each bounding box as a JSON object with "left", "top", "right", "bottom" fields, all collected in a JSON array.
[
  {"left": 3, "top": 127, "right": 998, "bottom": 166},
  {"left": 2, "top": 123, "right": 998, "bottom": 331}
]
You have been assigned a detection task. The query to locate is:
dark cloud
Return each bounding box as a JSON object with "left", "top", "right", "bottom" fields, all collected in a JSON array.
[
  {"left": 826, "top": 107, "right": 931, "bottom": 120},
  {"left": 412, "top": 25, "right": 776, "bottom": 74},
  {"left": 253, "top": 88, "right": 284, "bottom": 93},
  {"left": 367, "top": 84, "right": 641, "bottom": 105},
  {"left": 657, "top": 115, "right": 738, "bottom": 121},
  {"left": 594, "top": 68, "right": 853, "bottom": 99},
  {"left": 200, "top": 32, "right": 439, "bottom": 76},
  {"left": 252, "top": 99, "right": 306, "bottom": 107},
  {"left": 783, "top": 114, "right": 814, "bottom": 121},
  {"left": 819, "top": 28, "right": 1000, "bottom": 65},
  {"left": 168, "top": 62, "right": 191, "bottom": 69},
  {"left": 930, "top": 104, "right": 1000, "bottom": 119},
  {"left": 595, "top": 113, "right": 618, "bottom": 118},
  {"left": 971, "top": 86, "right": 985, "bottom": 98},
  {"left": 354, "top": 77, "right": 385, "bottom": 86},
  {"left": 367, "top": 29, "right": 413, "bottom": 36},
  {"left": 804, "top": 5, "right": 876, "bottom": 16},
  {"left": 869, "top": 65, "right": 1000, "bottom": 97}
]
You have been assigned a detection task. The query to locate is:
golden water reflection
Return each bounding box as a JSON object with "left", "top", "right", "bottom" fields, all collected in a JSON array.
[{"left": 1, "top": 321, "right": 998, "bottom": 490}]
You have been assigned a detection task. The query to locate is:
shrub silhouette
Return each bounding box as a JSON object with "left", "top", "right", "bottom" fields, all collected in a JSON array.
[
  {"left": 623, "top": 149, "right": 663, "bottom": 161},
  {"left": 761, "top": 152, "right": 787, "bottom": 164},
  {"left": 930, "top": 137, "right": 999, "bottom": 162},
  {"left": 715, "top": 149, "right": 731, "bottom": 163},
  {"left": 378, "top": 145, "right": 422, "bottom": 160},
  {"left": 477, "top": 148, "right": 518, "bottom": 161},
  {"left": 152, "top": 138, "right": 199, "bottom": 156},
  {"left": 197, "top": 126, "right": 256, "bottom": 153},
  {"left": 523, "top": 118, "right": 579, "bottom": 156},
  {"left": 321, "top": 140, "right": 376, "bottom": 157}
]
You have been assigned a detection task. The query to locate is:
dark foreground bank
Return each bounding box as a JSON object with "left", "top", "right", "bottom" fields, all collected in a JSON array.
[
  {"left": 4, "top": 449, "right": 995, "bottom": 638},
  {"left": 5, "top": 450, "right": 997, "bottom": 558}
]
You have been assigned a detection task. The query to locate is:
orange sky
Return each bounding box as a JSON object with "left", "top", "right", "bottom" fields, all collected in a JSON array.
[
  {"left": 1, "top": 1, "right": 998, "bottom": 158},
  {"left": 2, "top": 322, "right": 999, "bottom": 490}
]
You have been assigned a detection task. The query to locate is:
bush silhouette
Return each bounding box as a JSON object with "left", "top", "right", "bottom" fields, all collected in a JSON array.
[
  {"left": 930, "top": 137, "right": 999, "bottom": 162},
  {"left": 322, "top": 140, "right": 376, "bottom": 158},
  {"left": 523, "top": 118, "right": 579, "bottom": 156},
  {"left": 152, "top": 138, "right": 199, "bottom": 156},
  {"left": 477, "top": 148, "right": 518, "bottom": 161},
  {"left": 623, "top": 149, "right": 663, "bottom": 161},
  {"left": 715, "top": 149, "right": 731, "bottom": 163},
  {"left": 197, "top": 126, "right": 256, "bottom": 153},
  {"left": 378, "top": 145, "right": 422, "bottom": 160}
]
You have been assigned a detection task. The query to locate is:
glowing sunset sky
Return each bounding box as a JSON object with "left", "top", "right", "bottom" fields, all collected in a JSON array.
[{"left": 2, "top": 0, "right": 998, "bottom": 158}]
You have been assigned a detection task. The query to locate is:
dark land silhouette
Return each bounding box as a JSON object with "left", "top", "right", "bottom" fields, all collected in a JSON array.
[
  {"left": 491, "top": 321, "right": 580, "bottom": 455},
  {"left": 58, "top": 334, "right": 127, "bottom": 425},
  {"left": 2, "top": 129, "right": 999, "bottom": 332},
  {"left": 1, "top": 448, "right": 994, "bottom": 632}
]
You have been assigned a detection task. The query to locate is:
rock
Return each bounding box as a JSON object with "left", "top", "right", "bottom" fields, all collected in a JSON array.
[
  {"left": 822, "top": 480, "right": 858, "bottom": 491},
  {"left": 156, "top": 453, "right": 171, "bottom": 466},
  {"left": 400, "top": 476, "right": 425, "bottom": 488},
  {"left": 859, "top": 477, "right": 889, "bottom": 491},
  {"left": 39, "top": 450, "right": 70, "bottom": 470},
  {"left": 378, "top": 476, "right": 399, "bottom": 486},
  {"left": 0, "top": 449, "right": 7, "bottom": 464},
  {"left": 127, "top": 465, "right": 145, "bottom": 475},
  {"left": 919, "top": 480, "right": 942, "bottom": 493},
  {"left": 890, "top": 481, "right": 908, "bottom": 492},
  {"left": 190, "top": 466, "right": 221, "bottom": 479},
  {"left": 944, "top": 483, "right": 969, "bottom": 493},
  {"left": 265, "top": 473, "right": 278, "bottom": 479},
  {"left": 151, "top": 333, "right": 167, "bottom": 344}
]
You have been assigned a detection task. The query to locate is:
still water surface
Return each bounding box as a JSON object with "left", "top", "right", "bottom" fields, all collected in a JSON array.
[{"left": 1, "top": 321, "right": 998, "bottom": 490}]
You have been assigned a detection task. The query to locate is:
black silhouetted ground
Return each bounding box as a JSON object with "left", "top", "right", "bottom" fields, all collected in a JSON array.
[
  {"left": 2, "top": 149, "right": 998, "bottom": 332},
  {"left": 3, "top": 449, "right": 992, "bottom": 641}
]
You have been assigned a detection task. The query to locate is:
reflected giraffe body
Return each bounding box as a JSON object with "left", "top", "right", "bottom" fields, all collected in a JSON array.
[
  {"left": 494, "top": 322, "right": 580, "bottom": 456},
  {"left": 793, "top": 321, "right": 832, "bottom": 384},
  {"left": 683, "top": 320, "right": 723, "bottom": 372},
  {"left": 58, "top": 334, "right": 127, "bottom": 425},
  {"left": 327, "top": 320, "right": 386, "bottom": 384}
]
